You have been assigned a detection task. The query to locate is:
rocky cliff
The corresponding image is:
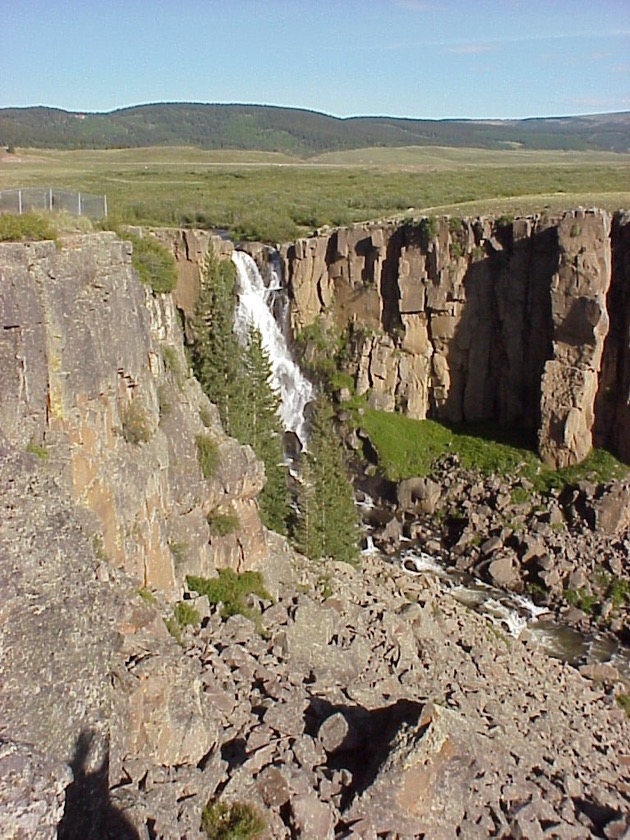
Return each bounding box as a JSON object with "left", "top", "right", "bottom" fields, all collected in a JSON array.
[
  {"left": 0, "top": 232, "right": 281, "bottom": 591},
  {"left": 280, "top": 209, "right": 630, "bottom": 468},
  {"left": 0, "top": 230, "right": 291, "bottom": 836}
]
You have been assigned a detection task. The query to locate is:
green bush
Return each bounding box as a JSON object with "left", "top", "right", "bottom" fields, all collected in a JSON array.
[
  {"left": 564, "top": 587, "right": 598, "bottom": 615},
  {"left": 206, "top": 509, "right": 240, "bottom": 537},
  {"left": 173, "top": 600, "right": 201, "bottom": 627},
  {"left": 0, "top": 212, "right": 57, "bottom": 242},
  {"left": 196, "top": 434, "right": 219, "bottom": 478},
  {"left": 121, "top": 401, "right": 152, "bottom": 444},
  {"left": 418, "top": 215, "right": 438, "bottom": 249},
  {"left": 186, "top": 568, "right": 271, "bottom": 620},
  {"left": 126, "top": 231, "right": 177, "bottom": 293},
  {"left": 201, "top": 800, "right": 265, "bottom": 840}
]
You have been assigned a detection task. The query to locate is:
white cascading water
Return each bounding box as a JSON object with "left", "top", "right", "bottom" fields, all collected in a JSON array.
[{"left": 231, "top": 251, "right": 315, "bottom": 445}]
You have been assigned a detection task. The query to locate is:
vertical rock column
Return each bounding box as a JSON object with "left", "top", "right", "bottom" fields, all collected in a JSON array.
[{"left": 538, "top": 209, "right": 612, "bottom": 467}]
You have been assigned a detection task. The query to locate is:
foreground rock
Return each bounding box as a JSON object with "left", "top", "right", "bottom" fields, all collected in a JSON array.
[{"left": 1, "top": 434, "right": 629, "bottom": 836}]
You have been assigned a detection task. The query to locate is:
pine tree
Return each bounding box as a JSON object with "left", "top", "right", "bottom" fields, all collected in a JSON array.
[
  {"left": 293, "top": 397, "right": 360, "bottom": 564},
  {"left": 233, "top": 328, "right": 289, "bottom": 535},
  {"left": 190, "top": 249, "right": 241, "bottom": 433},
  {"left": 190, "top": 249, "right": 290, "bottom": 535}
]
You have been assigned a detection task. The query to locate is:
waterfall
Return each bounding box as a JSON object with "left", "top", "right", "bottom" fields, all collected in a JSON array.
[{"left": 231, "top": 250, "right": 315, "bottom": 445}]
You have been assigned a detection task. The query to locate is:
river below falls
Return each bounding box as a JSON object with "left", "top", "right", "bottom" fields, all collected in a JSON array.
[{"left": 362, "top": 536, "right": 630, "bottom": 685}]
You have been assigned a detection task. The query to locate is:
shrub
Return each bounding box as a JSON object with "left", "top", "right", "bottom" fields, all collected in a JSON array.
[
  {"left": 161, "top": 344, "right": 184, "bottom": 388},
  {"left": 173, "top": 600, "right": 200, "bottom": 627},
  {"left": 418, "top": 215, "right": 438, "bottom": 249},
  {"left": 199, "top": 407, "right": 214, "bottom": 428},
  {"left": 126, "top": 231, "right": 177, "bottom": 293},
  {"left": 0, "top": 212, "right": 57, "bottom": 242},
  {"left": 196, "top": 434, "right": 219, "bottom": 478},
  {"left": 186, "top": 568, "right": 271, "bottom": 620},
  {"left": 206, "top": 509, "right": 240, "bottom": 537},
  {"left": 564, "top": 587, "right": 598, "bottom": 615},
  {"left": 121, "top": 401, "right": 152, "bottom": 444},
  {"left": 201, "top": 800, "right": 265, "bottom": 840}
]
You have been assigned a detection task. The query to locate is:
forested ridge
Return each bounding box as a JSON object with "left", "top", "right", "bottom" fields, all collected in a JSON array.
[{"left": 1, "top": 102, "right": 629, "bottom": 153}]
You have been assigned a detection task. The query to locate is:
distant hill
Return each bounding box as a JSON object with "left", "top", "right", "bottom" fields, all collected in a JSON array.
[{"left": 1, "top": 103, "right": 629, "bottom": 154}]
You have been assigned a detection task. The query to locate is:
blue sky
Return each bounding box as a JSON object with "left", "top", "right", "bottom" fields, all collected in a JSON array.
[{"left": 1, "top": 0, "right": 629, "bottom": 119}]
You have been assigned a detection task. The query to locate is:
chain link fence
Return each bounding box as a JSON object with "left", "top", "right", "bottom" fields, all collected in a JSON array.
[{"left": 0, "top": 187, "right": 107, "bottom": 218}]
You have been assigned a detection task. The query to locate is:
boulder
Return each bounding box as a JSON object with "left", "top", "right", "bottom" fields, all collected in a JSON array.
[
  {"left": 592, "top": 481, "right": 630, "bottom": 536},
  {"left": 397, "top": 476, "right": 442, "bottom": 515},
  {"left": 343, "top": 702, "right": 483, "bottom": 838}
]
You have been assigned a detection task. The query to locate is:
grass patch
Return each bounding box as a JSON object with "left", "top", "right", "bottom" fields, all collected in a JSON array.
[
  {"left": 356, "top": 409, "right": 628, "bottom": 489},
  {"left": 186, "top": 568, "right": 271, "bottom": 621},
  {"left": 564, "top": 587, "right": 598, "bottom": 615},
  {"left": 0, "top": 211, "right": 57, "bottom": 242},
  {"left": 137, "top": 586, "right": 157, "bottom": 605},
  {"left": 196, "top": 434, "right": 219, "bottom": 479},
  {"left": 124, "top": 229, "right": 177, "bottom": 293},
  {"left": 201, "top": 799, "right": 265, "bottom": 840},
  {"left": 26, "top": 440, "right": 49, "bottom": 460},
  {"left": 616, "top": 693, "right": 630, "bottom": 718},
  {"left": 2, "top": 147, "right": 628, "bottom": 243}
]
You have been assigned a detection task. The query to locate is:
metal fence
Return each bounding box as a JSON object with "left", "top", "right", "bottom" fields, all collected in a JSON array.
[{"left": 0, "top": 187, "right": 107, "bottom": 218}]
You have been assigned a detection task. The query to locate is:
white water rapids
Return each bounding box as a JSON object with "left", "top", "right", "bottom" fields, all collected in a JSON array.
[{"left": 231, "top": 251, "right": 315, "bottom": 445}]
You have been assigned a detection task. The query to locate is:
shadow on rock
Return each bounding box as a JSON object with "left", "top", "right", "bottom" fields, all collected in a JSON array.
[
  {"left": 305, "top": 696, "right": 425, "bottom": 809},
  {"left": 57, "top": 730, "right": 139, "bottom": 840}
]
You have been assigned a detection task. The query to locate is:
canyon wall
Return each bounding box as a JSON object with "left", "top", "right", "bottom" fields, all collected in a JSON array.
[
  {"left": 279, "top": 209, "right": 630, "bottom": 467},
  {"left": 0, "top": 231, "right": 282, "bottom": 594}
]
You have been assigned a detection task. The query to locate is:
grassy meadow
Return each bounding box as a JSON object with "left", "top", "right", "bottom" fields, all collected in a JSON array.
[{"left": 1, "top": 145, "right": 629, "bottom": 242}]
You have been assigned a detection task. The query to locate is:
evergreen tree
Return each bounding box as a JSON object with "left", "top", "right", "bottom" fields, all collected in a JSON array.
[
  {"left": 190, "top": 248, "right": 290, "bottom": 534},
  {"left": 233, "top": 328, "right": 289, "bottom": 535},
  {"left": 190, "top": 249, "right": 241, "bottom": 433},
  {"left": 293, "top": 397, "right": 360, "bottom": 564}
]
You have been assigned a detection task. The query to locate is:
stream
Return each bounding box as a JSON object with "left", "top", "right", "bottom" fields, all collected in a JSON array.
[{"left": 363, "top": 535, "right": 630, "bottom": 684}]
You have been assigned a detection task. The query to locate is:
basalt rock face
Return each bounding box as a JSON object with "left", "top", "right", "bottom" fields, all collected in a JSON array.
[
  {"left": 280, "top": 208, "right": 629, "bottom": 467},
  {"left": 0, "top": 231, "right": 288, "bottom": 836},
  {"left": 0, "top": 232, "right": 272, "bottom": 591}
]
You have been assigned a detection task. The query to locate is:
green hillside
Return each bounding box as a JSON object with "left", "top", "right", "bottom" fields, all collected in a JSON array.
[{"left": 1, "top": 103, "right": 629, "bottom": 154}]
